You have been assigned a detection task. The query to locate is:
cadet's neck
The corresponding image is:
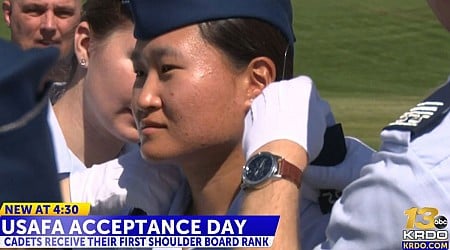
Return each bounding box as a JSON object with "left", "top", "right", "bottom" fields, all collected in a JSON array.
[
  {"left": 53, "top": 77, "right": 125, "bottom": 167},
  {"left": 181, "top": 142, "right": 244, "bottom": 215}
]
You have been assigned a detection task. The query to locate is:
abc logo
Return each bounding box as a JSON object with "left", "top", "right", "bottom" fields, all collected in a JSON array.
[{"left": 434, "top": 215, "right": 448, "bottom": 229}]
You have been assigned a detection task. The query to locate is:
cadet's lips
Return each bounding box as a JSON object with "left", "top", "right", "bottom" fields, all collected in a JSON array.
[{"left": 139, "top": 119, "right": 166, "bottom": 134}]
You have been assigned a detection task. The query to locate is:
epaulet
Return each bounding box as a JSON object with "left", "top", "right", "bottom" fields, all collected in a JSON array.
[{"left": 383, "top": 81, "right": 450, "bottom": 141}]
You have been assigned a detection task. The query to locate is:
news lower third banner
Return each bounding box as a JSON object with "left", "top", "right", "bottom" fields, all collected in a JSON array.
[{"left": 0, "top": 202, "right": 279, "bottom": 248}]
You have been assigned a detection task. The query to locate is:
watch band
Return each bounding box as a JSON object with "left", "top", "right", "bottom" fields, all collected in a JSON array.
[
  {"left": 278, "top": 157, "right": 303, "bottom": 189},
  {"left": 241, "top": 152, "right": 304, "bottom": 190}
]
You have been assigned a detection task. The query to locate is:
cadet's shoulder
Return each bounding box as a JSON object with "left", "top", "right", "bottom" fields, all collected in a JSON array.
[
  {"left": 383, "top": 81, "right": 450, "bottom": 142},
  {"left": 380, "top": 81, "right": 450, "bottom": 164}
]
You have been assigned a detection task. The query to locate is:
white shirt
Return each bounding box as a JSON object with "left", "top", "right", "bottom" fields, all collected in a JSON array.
[
  {"left": 47, "top": 104, "right": 85, "bottom": 174},
  {"left": 70, "top": 144, "right": 185, "bottom": 215}
]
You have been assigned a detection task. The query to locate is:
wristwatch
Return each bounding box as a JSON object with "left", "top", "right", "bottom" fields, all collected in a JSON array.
[{"left": 241, "top": 151, "right": 302, "bottom": 190}]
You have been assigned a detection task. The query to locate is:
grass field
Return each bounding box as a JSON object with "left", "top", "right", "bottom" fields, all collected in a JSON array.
[
  {"left": 2, "top": 0, "right": 450, "bottom": 148},
  {"left": 293, "top": 0, "right": 450, "bottom": 148}
]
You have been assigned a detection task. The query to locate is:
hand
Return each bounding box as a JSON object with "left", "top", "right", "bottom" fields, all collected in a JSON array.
[{"left": 243, "top": 75, "right": 332, "bottom": 162}]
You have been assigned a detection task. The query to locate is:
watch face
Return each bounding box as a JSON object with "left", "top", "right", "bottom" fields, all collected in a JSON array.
[{"left": 243, "top": 152, "right": 277, "bottom": 186}]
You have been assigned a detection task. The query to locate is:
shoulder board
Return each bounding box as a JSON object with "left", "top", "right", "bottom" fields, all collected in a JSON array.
[{"left": 383, "top": 81, "right": 450, "bottom": 141}]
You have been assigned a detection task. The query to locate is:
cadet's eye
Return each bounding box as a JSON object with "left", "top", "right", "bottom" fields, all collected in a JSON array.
[{"left": 160, "top": 64, "right": 177, "bottom": 74}]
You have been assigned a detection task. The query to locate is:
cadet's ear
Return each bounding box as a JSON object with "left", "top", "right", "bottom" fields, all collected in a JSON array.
[
  {"left": 243, "top": 56, "right": 276, "bottom": 107},
  {"left": 2, "top": 0, "right": 12, "bottom": 27},
  {"left": 74, "top": 21, "right": 91, "bottom": 68}
]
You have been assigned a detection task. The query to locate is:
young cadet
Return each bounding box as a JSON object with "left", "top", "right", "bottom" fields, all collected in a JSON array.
[
  {"left": 56, "top": 0, "right": 369, "bottom": 224},
  {"left": 127, "top": 0, "right": 374, "bottom": 249},
  {"left": 53, "top": 0, "right": 183, "bottom": 215},
  {"left": 0, "top": 39, "right": 60, "bottom": 202}
]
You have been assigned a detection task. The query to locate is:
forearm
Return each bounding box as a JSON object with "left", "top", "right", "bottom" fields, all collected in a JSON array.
[{"left": 239, "top": 139, "right": 307, "bottom": 250}]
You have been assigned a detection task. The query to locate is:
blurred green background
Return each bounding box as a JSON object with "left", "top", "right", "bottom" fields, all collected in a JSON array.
[
  {"left": 0, "top": 12, "right": 8, "bottom": 38},
  {"left": 2, "top": 0, "right": 450, "bottom": 148},
  {"left": 293, "top": 0, "right": 450, "bottom": 148}
]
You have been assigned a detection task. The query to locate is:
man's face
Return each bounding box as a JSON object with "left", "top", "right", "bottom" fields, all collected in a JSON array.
[{"left": 2, "top": 0, "right": 81, "bottom": 58}]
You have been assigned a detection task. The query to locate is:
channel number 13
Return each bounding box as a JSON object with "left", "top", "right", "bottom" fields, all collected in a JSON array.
[{"left": 404, "top": 207, "right": 438, "bottom": 230}]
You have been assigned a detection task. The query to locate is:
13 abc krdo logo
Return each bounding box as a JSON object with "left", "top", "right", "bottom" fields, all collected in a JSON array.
[{"left": 403, "top": 207, "right": 448, "bottom": 250}]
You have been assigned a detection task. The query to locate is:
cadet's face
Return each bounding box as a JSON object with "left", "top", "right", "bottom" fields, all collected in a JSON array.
[
  {"left": 3, "top": 0, "right": 81, "bottom": 58},
  {"left": 84, "top": 22, "right": 139, "bottom": 143},
  {"left": 131, "top": 25, "right": 249, "bottom": 163},
  {"left": 427, "top": 0, "right": 450, "bottom": 31}
]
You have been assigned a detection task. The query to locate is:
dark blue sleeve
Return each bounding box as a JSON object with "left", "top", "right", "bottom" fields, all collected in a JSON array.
[
  {"left": 0, "top": 89, "right": 61, "bottom": 202},
  {"left": 0, "top": 39, "right": 61, "bottom": 203}
]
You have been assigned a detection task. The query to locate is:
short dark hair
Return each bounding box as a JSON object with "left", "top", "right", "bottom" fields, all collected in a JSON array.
[{"left": 198, "top": 18, "right": 293, "bottom": 81}]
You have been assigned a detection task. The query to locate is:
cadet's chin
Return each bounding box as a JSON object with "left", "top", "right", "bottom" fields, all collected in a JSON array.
[{"left": 139, "top": 143, "right": 174, "bottom": 164}]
